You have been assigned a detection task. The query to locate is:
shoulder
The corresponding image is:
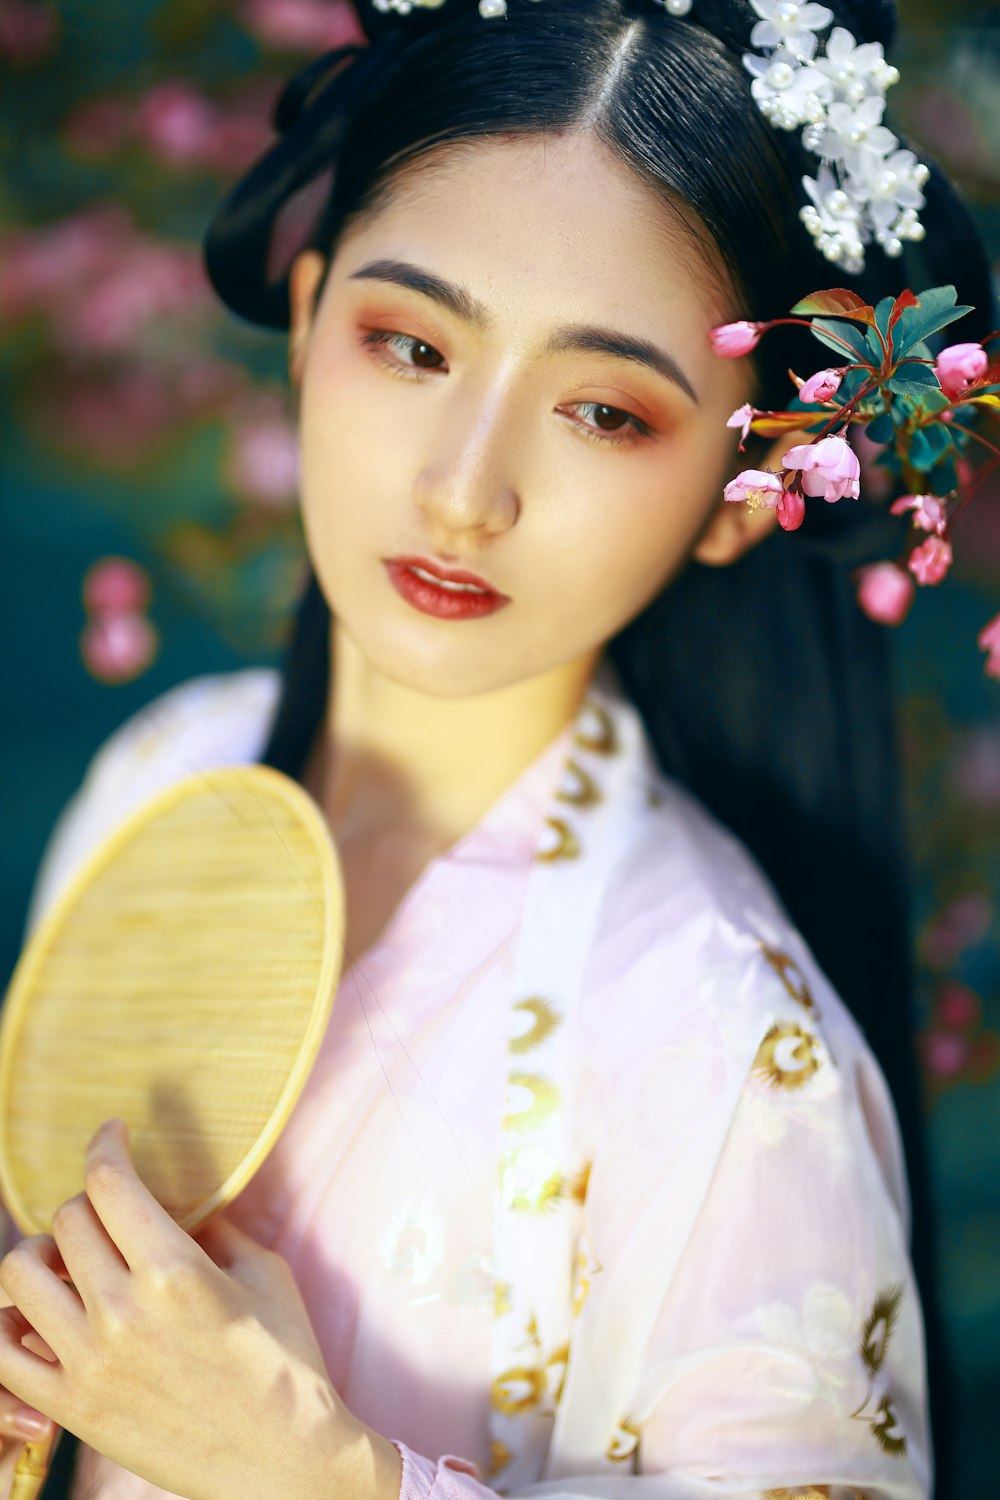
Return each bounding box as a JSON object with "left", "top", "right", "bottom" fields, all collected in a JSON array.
[{"left": 24, "top": 667, "right": 281, "bottom": 937}]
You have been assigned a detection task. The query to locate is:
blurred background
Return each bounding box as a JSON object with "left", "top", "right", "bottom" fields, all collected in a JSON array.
[{"left": 1, "top": 0, "right": 998, "bottom": 1490}]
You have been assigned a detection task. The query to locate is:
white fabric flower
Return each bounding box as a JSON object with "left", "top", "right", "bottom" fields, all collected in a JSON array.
[
  {"left": 813, "top": 25, "right": 899, "bottom": 103},
  {"left": 749, "top": 0, "right": 834, "bottom": 57},
  {"left": 816, "top": 95, "right": 898, "bottom": 173},
  {"left": 743, "top": 46, "right": 832, "bottom": 129},
  {"left": 799, "top": 163, "right": 867, "bottom": 272},
  {"left": 848, "top": 147, "right": 928, "bottom": 229}
]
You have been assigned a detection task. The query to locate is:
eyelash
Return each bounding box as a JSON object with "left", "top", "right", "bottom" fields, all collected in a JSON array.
[{"left": 358, "top": 328, "right": 652, "bottom": 448}]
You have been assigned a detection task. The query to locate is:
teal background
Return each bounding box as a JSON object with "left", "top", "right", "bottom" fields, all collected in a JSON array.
[{"left": 1, "top": 1, "right": 998, "bottom": 1492}]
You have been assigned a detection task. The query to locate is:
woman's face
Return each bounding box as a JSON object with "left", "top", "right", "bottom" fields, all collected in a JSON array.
[{"left": 290, "top": 130, "right": 764, "bottom": 698}]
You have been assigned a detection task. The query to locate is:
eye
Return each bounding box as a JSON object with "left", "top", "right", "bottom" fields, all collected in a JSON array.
[
  {"left": 566, "top": 401, "right": 652, "bottom": 447},
  {"left": 360, "top": 329, "right": 447, "bottom": 376}
]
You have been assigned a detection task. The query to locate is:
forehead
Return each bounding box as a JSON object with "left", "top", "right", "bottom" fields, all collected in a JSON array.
[{"left": 334, "top": 130, "right": 735, "bottom": 334}]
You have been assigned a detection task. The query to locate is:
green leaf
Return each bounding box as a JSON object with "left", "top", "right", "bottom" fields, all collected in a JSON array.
[
  {"left": 791, "top": 288, "right": 876, "bottom": 324},
  {"left": 885, "top": 364, "right": 941, "bottom": 398},
  {"left": 864, "top": 411, "right": 895, "bottom": 445},
  {"left": 908, "top": 424, "right": 954, "bottom": 472},
  {"left": 874, "top": 296, "right": 895, "bottom": 343},
  {"left": 893, "top": 285, "right": 973, "bottom": 357},
  {"left": 809, "top": 317, "right": 873, "bottom": 363}
]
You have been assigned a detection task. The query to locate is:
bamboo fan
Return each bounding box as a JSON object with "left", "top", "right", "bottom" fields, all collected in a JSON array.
[{"left": 0, "top": 765, "right": 345, "bottom": 1499}]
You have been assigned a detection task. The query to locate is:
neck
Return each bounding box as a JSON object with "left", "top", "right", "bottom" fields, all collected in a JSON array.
[{"left": 310, "top": 624, "right": 598, "bottom": 851}]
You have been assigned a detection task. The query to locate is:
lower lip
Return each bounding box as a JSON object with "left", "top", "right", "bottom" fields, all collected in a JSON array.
[{"left": 384, "top": 561, "right": 510, "bottom": 620}]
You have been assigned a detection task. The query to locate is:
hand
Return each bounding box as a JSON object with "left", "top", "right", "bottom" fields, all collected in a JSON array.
[{"left": 0, "top": 1120, "right": 380, "bottom": 1500}]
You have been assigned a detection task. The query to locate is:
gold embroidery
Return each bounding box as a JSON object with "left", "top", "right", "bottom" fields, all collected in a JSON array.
[
  {"left": 492, "top": 1365, "right": 547, "bottom": 1415},
  {"left": 546, "top": 1343, "right": 569, "bottom": 1404},
  {"left": 568, "top": 1160, "right": 592, "bottom": 1205},
  {"left": 761, "top": 944, "right": 817, "bottom": 1012},
  {"left": 488, "top": 1440, "right": 513, "bottom": 1478},
  {"left": 752, "top": 1022, "right": 821, "bottom": 1090},
  {"left": 555, "top": 759, "right": 602, "bottom": 807},
  {"left": 494, "top": 1280, "right": 513, "bottom": 1317},
  {"left": 534, "top": 816, "right": 581, "bottom": 863},
  {"left": 499, "top": 1145, "right": 564, "bottom": 1215},
  {"left": 606, "top": 1415, "right": 641, "bottom": 1466},
  {"left": 850, "top": 1285, "right": 908, "bottom": 1459},
  {"left": 509, "top": 996, "right": 562, "bottom": 1056},
  {"left": 502, "top": 1072, "right": 560, "bottom": 1136},
  {"left": 574, "top": 701, "right": 618, "bottom": 755},
  {"left": 571, "top": 1237, "right": 603, "bottom": 1315},
  {"left": 762, "top": 1489, "right": 831, "bottom": 1499}
]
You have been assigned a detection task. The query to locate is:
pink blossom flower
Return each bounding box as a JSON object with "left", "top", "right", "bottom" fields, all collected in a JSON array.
[
  {"left": 83, "top": 557, "right": 151, "bottom": 617},
  {"left": 709, "top": 321, "right": 763, "bottom": 358},
  {"left": 889, "top": 493, "right": 948, "bottom": 534},
  {"left": 781, "top": 433, "right": 861, "bottom": 503},
  {"left": 798, "top": 367, "right": 845, "bottom": 404},
  {"left": 934, "top": 342, "right": 988, "bottom": 399},
  {"left": 726, "top": 403, "right": 755, "bottom": 450},
  {"left": 225, "top": 405, "right": 300, "bottom": 507},
  {"left": 722, "top": 468, "right": 784, "bottom": 510},
  {"left": 136, "top": 82, "right": 217, "bottom": 166},
  {"left": 978, "top": 611, "right": 1000, "bottom": 680},
  {"left": 855, "top": 562, "right": 915, "bottom": 625},
  {"left": 776, "top": 489, "right": 806, "bottom": 532},
  {"left": 0, "top": 0, "right": 59, "bottom": 64},
  {"left": 908, "top": 535, "right": 953, "bottom": 586},
  {"left": 81, "top": 613, "right": 158, "bottom": 683},
  {"left": 922, "top": 1032, "right": 968, "bottom": 1080},
  {"left": 243, "top": 0, "right": 362, "bottom": 51},
  {"left": 60, "top": 243, "right": 211, "bottom": 353}
]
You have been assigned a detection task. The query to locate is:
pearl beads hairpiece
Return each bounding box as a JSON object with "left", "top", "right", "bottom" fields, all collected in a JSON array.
[{"left": 370, "top": 0, "right": 928, "bottom": 274}]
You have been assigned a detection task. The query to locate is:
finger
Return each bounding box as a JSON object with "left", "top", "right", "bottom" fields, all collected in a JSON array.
[
  {"left": 0, "top": 1307, "right": 62, "bottom": 1419},
  {"left": 0, "top": 1239, "right": 84, "bottom": 1363},
  {"left": 83, "top": 1119, "right": 185, "bottom": 1270},
  {"left": 0, "top": 1392, "right": 53, "bottom": 1443},
  {"left": 51, "top": 1194, "right": 128, "bottom": 1311},
  {"left": 193, "top": 1217, "right": 284, "bottom": 1291}
]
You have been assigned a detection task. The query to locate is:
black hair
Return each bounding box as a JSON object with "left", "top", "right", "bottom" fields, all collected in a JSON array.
[{"left": 204, "top": 4, "right": 995, "bottom": 1489}]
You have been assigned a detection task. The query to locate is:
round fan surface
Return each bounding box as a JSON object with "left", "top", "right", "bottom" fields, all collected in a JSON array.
[{"left": 0, "top": 764, "right": 344, "bottom": 1235}]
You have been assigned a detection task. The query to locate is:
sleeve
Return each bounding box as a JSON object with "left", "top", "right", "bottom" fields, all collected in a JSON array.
[{"left": 387, "top": 944, "right": 931, "bottom": 1500}]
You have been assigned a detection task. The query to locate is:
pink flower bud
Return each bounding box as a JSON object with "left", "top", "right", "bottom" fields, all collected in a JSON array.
[
  {"left": 889, "top": 493, "right": 948, "bottom": 534},
  {"left": 83, "top": 557, "right": 151, "bottom": 617},
  {"left": 908, "top": 535, "right": 953, "bottom": 586},
  {"left": 798, "top": 367, "right": 845, "bottom": 404},
  {"left": 81, "top": 613, "right": 158, "bottom": 683},
  {"left": 934, "top": 342, "right": 988, "bottom": 399},
  {"left": 781, "top": 434, "right": 861, "bottom": 503},
  {"left": 978, "top": 611, "right": 1000, "bottom": 680},
  {"left": 855, "top": 562, "right": 915, "bottom": 625},
  {"left": 709, "top": 321, "right": 762, "bottom": 358},
  {"left": 722, "top": 468, "right": 784, "bottom": 509},
  {"left": 725, "top": 402, "right": 755, "bottom": 450},
  {"left": 776, "top": 489, "right": 806, "bottom": 532}
]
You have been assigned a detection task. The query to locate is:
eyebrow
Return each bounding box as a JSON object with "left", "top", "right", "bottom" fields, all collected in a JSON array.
[{"left": 347, "top": 258, "right": 700, "bottom": 405}]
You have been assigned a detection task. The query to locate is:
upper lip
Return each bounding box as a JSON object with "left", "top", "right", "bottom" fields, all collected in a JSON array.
[{"left": 388, "top": 555, "right": 506, "bottom": 595}]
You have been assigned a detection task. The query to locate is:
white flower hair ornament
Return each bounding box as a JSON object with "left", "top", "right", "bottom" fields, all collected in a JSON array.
[{"left": 373, "top": 0, "right": 930, "bottom": 275}]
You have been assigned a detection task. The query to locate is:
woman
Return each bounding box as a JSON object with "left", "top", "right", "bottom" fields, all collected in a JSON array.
[{"left": 0, "top": 0, "right": 992, "bottom": 1495}]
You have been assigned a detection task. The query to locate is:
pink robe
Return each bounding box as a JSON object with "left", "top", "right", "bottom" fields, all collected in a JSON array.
[{"left": 19, "top": 667, "right": 931, "bottom": 1500}]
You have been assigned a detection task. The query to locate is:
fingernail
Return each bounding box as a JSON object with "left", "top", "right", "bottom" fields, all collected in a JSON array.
[{"left": 13, "top": 1406, "right": 52, "bottom": 1438}]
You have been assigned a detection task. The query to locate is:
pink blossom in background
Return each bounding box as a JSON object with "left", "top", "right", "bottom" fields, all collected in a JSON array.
[
  {"left": 0, "top": 0, "right": 58, "bottom": 64},
  {"left": 83, "top": 558, "right": 151, "bottom": 618},
  {"left": 978, "top": 612, "right": 1000, "bottom": 679},
  {"left": 243, "top": 0, "right": 362, "bottom": 51},
  {"left": 0, "top": 206, "right": 131, "bottom": 322},
  {"left": 81, "top": 613, "right": 158, "bottom": 683},
  {"left": 61, "top": 370, "right": 174, "bottom": 463},
  {"left": 851, "top": 424, "right": 893, "bottom": 502},
  {"left": 200, "top": 112, "right": 273, "bottom": 175},
  {"left": 934, "top": 341, "right": 988, "bottom": 399},
  {"left": 59, "top": 242, "right": 211, "bottom": 354},
  {"left": 908, "top": 534, "right": 953, "bottom": 586},
  {"left": 890, "top": 493, "right": 948, "bottom": 534},
  {"left": 782, "top": 433, "right": 861, "bottom": 502},
  {"left": 797, "top": 367, "right": 844, "bottom": 404},
  {"left": 224, "top": 398, "right": 300, "bottom": 507},
  {"left": 62, "top": 96, "right": 134, "bottom": 159},
  {"left": 951, "top": 727, "right": 1000, "bottom": 807},
  {"left": 923, "top": 1032, "right": 969, "bottom": 1081},
  {"left": 722, "top": 468, "right": 784, "bottom": 508},
  {"left": 855, "top": 562, "right": 915, "bottom": 625},
  {"left": 136, "top": 82, "right": 217, "bottom": 166},
  {"left": 921, "top": 897, "right": 993, "bottom": 972},
  {"left": 709, "top": 320, "right": 762, "bottom": 357}
]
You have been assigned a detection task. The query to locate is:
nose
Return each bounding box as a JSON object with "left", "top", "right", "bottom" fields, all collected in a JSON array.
[{"left": 412, "top": 380, "right": 521, "bottom": 541}]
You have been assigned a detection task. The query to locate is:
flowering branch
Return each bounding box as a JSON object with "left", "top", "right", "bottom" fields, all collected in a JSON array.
[{"left": 710, "top": 284, "right": 999, "bottom": 678}]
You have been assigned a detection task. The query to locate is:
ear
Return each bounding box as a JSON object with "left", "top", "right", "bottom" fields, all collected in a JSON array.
[
  {"left": 288, "top": 250, "right": 328, "bottom": 388},
  {"left": 692, "top": 427, "right": 814, "bottom": 567}
]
